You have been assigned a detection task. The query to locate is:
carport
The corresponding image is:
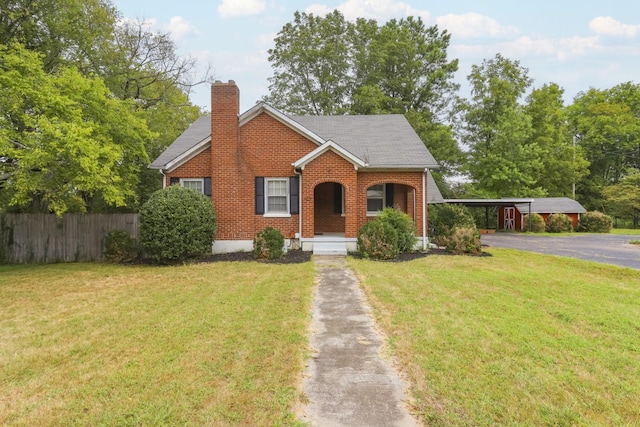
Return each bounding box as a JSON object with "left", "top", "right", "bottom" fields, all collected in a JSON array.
[{"left": 445, "top": 198, "right": 534, "bottom": 232}]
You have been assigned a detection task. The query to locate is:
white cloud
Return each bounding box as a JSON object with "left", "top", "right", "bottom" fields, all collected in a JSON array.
[
  {"left": 589, "top": 16, "right": 640, "bottom": 38},
  {"left": 305, "top": 0, "right": 430, "bottom": 22},
  {"left": 218, "top": 0, "right": 266, "bottom": 18},
  {"left": 436, "top": 13, "right": 517, "bottom": 39},
  {"left": 164, "top": 16, "right": 200, "bottom": 40}
]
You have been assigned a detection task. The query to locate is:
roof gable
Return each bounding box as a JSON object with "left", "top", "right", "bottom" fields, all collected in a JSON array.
[
  {"left": 239, "top": 103, "right": 326, "bottom": 146},
  {"left": 293, "top": 140, "right": 366, "bottom": 170},
  {"left": 291, "top": 114, "right": 439, "bottom": 169},
  {"left": 149, "top": 116, "right": 210, "bottom": 170}
]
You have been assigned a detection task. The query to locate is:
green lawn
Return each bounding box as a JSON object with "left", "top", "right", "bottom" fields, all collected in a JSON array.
[
  {"left": 0, "top": 261, "right": 314, "bottom": 426},
  {"left": 349, "top": 248, "right": 640, "bottom": 426},
  {"left": 3, "top": 250, "right": 640, "bottom": 426}
]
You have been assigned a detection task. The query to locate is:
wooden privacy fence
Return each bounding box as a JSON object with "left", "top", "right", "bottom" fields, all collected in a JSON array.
[{"left": 0, "top": 213, "right": 139, "bottom": 264}]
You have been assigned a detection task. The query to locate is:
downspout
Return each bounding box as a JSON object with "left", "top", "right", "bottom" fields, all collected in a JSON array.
[
  {"left": 160, "top": 169, "right": 167, "bottom": 188},
  {"left": 422, "top": 168, "right": 428, "bottom": 251},
  {"left": 294, "top": 168, "right": 302, "bottom": 245}
]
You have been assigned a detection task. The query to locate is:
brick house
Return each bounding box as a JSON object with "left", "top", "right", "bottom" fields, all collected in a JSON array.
[{"left": 150, "top": 80, "right": 443, "bottom": 254}]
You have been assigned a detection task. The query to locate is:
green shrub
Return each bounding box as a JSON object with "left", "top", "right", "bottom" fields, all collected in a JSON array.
[
  {"left": 522, "top": 213, "right": 546, "bottom": 233},
  {"left": 445, "top": 227, "right": 482, "bottom": 254},
  {"left": 253, "top": 226, "right": 285, "bottom": 260},
  {"left": 578, "top": 211, "right": 613, "bottom": 233},
  {"left": 139, "top": 186, "right": 216, "bottom": 263},
  {"left": 429, "top": 203, "right": 480, "bottom": 250},
  {"left": 104, "top": 230, "right": 139, "bottom": 263},
  {"left": 377, "top": 207, "right": 417, "bottom": 253},
  {"left": 357, "top": 219, "right": 399, "bottom": 260},
  {"left": 545, "top": 213, "right": 573, "bottom": 233}
]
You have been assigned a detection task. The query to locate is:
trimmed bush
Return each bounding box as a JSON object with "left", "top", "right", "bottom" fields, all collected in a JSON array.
[
  {"left": 139, "top": 185, "right": 216, "bottom": 263},
  {"left": 104, "top": 230, "right": 139, "bottom": 263},
  {"left": 522, "top": 213, "right": 546, "bottom": 233},
  {"left": 578, "top": 211, "right": 613, "bottom": 233},
  {"left": 377, "top": 207, "right": 417, "bottom": 253},
  {"left": 253, "top": 226, "right": 285, "bottom": 260},
  {"left": 545, "top": 213, "right": 573, "bottom": 233},
  {"left": 429, "top": 203, "right": 480, "bottom": 250},
  {"left": 446, "top": 227, "right": 482, "bottom": 254},
  {"left": 357, "top": 219, "right": 399, "bottom": 260}
]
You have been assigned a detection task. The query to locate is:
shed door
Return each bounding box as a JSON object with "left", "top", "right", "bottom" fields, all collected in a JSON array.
[{"left": 504, "top": 207, "right": 515, "bottom": 230}]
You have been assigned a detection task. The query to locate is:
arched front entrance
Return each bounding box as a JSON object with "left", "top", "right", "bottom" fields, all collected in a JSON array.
[{"left": 314, "top": 182, "right": 345, "bottom": 236}]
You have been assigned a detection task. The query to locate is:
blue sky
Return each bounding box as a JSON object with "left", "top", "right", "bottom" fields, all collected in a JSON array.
[{"left": 112, "top": 0, "right": 639, "bottom": 112}]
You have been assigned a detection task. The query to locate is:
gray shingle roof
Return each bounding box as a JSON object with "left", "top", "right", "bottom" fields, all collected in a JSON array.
[
  {"left": 515, "top": 197, "right": 586, "bottom": 214},
  {"left": 291, "top": 114, "right": 438, "bottom": 169},
  {"left": 150, "top": 110, "right": 439, "bottom": 171},
  {"left": 150, "top": 115, "right": 210, "bottom": 169}
]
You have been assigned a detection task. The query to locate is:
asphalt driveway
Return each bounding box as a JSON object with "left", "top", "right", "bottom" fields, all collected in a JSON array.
[{"left": 481, "top": 232, "right": 640, "bottom": 270}]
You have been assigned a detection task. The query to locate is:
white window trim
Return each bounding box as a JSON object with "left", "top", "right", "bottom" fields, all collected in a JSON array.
[
  {"left": 180, "top": 178, "right": 205, "bottom": 194},
  {"left": 264, "top": 177, "right": 291, "bottom": 218},
  {"left": 366, "top": 184, "right": 386, "bottom": 217}
]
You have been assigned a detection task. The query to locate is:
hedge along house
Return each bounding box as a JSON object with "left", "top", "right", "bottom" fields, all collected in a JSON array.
[
  {"left": 498, "top": 197, "right": 587, "bottom": 231},
  {"left": 150, "top": 80, "right": 443, "bottom": 254}
]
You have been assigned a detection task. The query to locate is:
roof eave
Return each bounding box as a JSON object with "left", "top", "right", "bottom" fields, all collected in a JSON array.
[{"left": 151, "top": 136, "right": 211, "bottom": 172}]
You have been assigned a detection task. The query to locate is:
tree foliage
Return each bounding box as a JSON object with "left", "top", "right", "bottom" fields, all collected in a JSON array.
[
  {"left": 525, "top": 83, "right": 589, "bottom": 197},
  {"left": 0, "top": 43, "right": 152, "bottom": 215},
  {"left": 568, "top": 83, "right": 640, "bottom": 211},
  {"left": 0, "top": 1, "right": 206, "bottom": 213},
  {"left": 266, "top": 10, "right": 463, "bottom": 177}
]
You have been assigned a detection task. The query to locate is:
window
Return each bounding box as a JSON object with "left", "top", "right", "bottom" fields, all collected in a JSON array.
[
  {"left": 255, "top": 176, "right": 298, "bottom": 216},
  {"left": 180, "top": 178, "right": 204, "bottom": 194},
  {"left": 266, "top": 178, "right": 289, "bottom": 215},
  {"left": 367, "top": 184, "right": 385, "bottom": 215}
]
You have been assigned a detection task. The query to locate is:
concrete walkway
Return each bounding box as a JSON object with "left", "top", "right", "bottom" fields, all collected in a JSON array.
[{"left": 299, "top": 256, "right": 419, "bottom": 427}]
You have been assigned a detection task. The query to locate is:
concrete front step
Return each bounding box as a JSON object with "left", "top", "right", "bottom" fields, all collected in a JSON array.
[{"left": 313, "top": 241, "right": 348, "bottom": 256}]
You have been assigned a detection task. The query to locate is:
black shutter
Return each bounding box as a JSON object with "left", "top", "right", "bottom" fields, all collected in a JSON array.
[
  {"left": 289, "top": 176, "right": 299, "bottom": 215},
  {"left": 333, "top": 183, "right": 342, "bottom": 214},
  {"left": 169, "top": 177, "right": 179, "bottom": 186},
  {"left": 385, "top": 184, "right": 394, "bottom": 208},
  {"left": 255, "top": 177, "right": 265, "bottom": 215},
  {"left": 203, "top": 177, "right": 212, "bottom": 197}
]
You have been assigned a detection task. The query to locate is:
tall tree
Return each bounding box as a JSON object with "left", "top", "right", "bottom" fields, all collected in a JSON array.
[
  {"left": 568, "top": 83, "right": 640, "bottom": 210},
  {"left": 602, "top": 168, "right": 640, "bottom": 226},
  {"left": 0, "top": 43, "right": 152, "bottom": 215},
  {"left": 458, "top": 53, "right": 545, "bottom": 197},
  {"left": 524, "top": 83, "right": 589, "bottom": 197},
  {"left": 265, "top": 10, "right": 353, "bottom": 115},
  {"left": 1, "top": 2, "right": 207, "bottom": 212},
  {"left": 266, "top": 10, "right": 462, "bottom": 177},
  {"left": 0, "top": 0, "right": 117, "bottom": 72}
]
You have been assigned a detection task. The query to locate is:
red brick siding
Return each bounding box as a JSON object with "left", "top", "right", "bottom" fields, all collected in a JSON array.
[
  {"left": 357, "top": 173, "right": 425, "bottom": 237},
  {"left": 165, "top": 148, "right": 211, "bottom": 184},
  {"left": 300, "top": 150, "right": 359, "bottom": 238}
]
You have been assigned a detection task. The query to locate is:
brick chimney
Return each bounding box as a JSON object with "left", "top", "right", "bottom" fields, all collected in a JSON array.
[
  {"left": 211, "top": 79, "right": 239, "bottom": 161},
  {"left": 210, "top": 80, "right": 241, "bottom": 239}
]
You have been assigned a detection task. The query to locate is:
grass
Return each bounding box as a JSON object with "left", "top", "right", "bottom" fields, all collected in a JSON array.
[
  {"left": 349, "top": 249, "right": 640, "bottom": 426},
  {"left": 0, "top": 261, "right": 314, "bottom": 426},
  {"left": 611, "top": 228, "right": 640, "bottom": 235}
]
